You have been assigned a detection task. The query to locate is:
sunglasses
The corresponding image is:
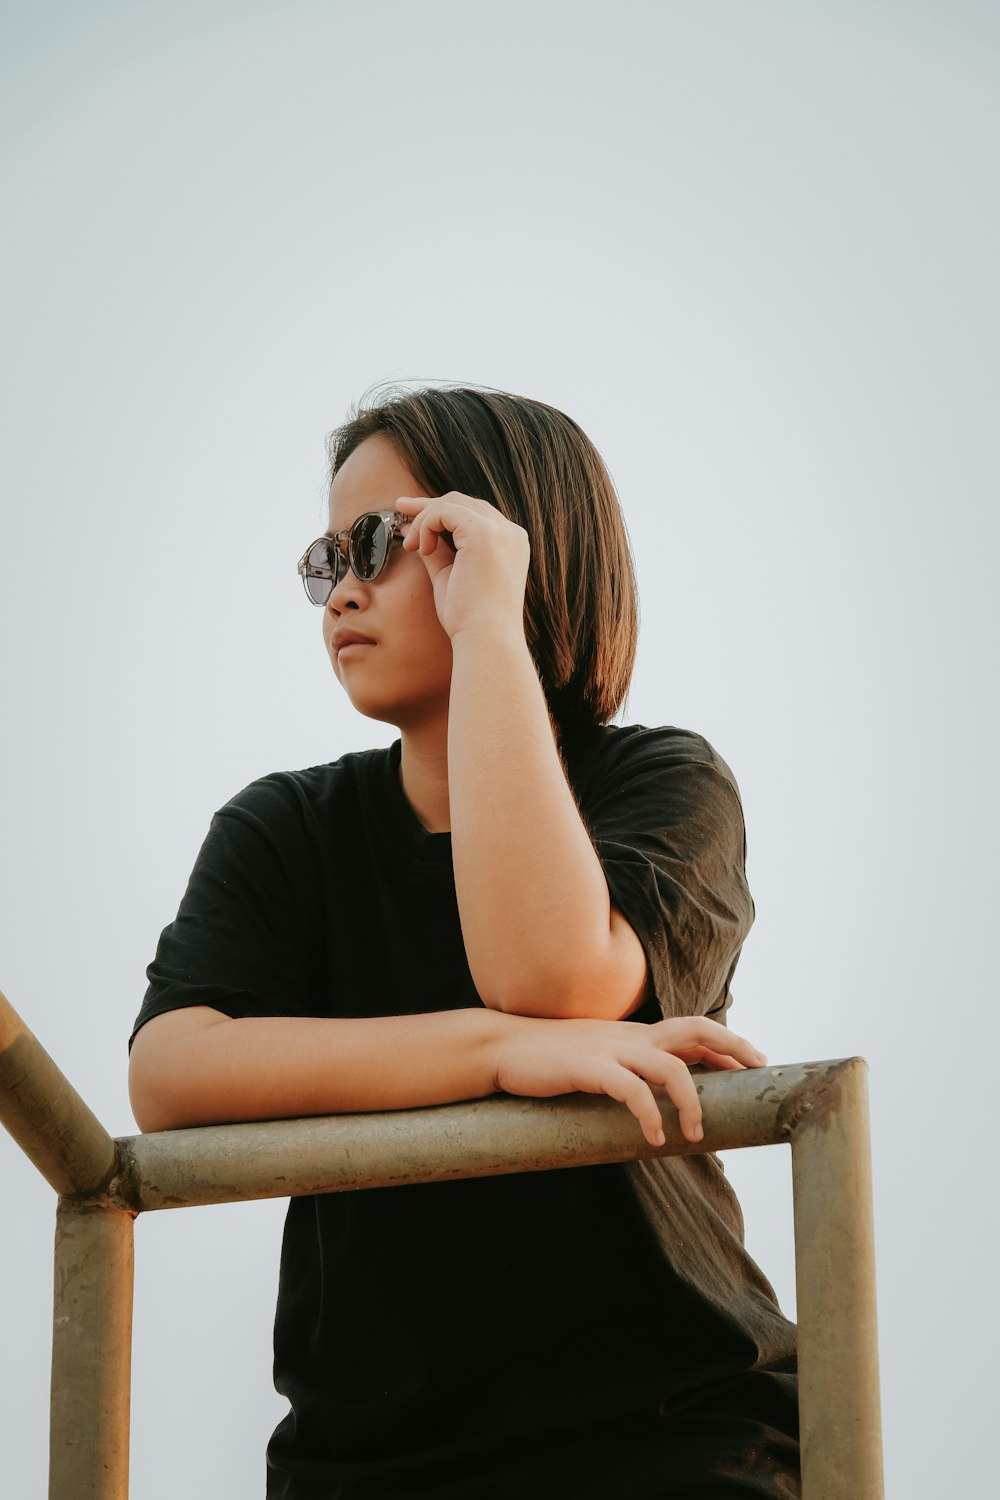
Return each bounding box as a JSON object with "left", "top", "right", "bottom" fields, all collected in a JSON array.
[{"left": 297, "top": 510, "right": 409, "bottom": 606}]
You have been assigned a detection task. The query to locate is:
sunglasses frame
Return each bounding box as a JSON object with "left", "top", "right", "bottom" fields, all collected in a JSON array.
[{"left": 297, "top": 509, "right": 410, "bottom": 606}]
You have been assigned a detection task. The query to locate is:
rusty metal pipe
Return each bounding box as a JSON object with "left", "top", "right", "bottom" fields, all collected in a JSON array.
[
  {"left": 49, "top": 1201, "right": 134, "bottom": 1500},
  {"left": 0, "top": 989, "right": 117, "bottom": 1199},
  {"left": 1, "top": 1014, "right": 883, "bottom": 1498},
  {"left": 114, "top": 1060, "right": 832, "bottom": 1213},
  {"left": 790, "top": 1056, "right": 883, "bottom": 1498}
]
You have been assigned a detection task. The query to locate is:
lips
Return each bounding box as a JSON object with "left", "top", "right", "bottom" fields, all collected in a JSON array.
[{"left": 331, "top": 627, "right": 376, "bottom": 653}]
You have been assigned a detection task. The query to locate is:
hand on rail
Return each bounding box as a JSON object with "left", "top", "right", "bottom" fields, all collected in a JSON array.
[{"left": 491, "top": 1015, "right": 767, "bottom": 1148}]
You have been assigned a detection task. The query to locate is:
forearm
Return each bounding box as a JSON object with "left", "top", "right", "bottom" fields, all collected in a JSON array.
[
  {"left": 128, "top": 1005, "right": 512, "bottom": 1133},
  {"left": 131, "top": 1004, "right": 769, "bottom": 1147},
  {"left": 447, "top": 632, "right": 646, "bottom": 1018}
]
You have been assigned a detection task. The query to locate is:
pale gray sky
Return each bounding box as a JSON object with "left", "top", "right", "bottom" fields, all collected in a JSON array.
[{"left": 1, "top": 1, "right": 997, "bottom": 1494}]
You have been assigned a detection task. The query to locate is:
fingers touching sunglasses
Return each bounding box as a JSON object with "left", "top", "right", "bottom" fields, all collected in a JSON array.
[{"left": 297, "top": 510, "right": 409, "bottom": 606}]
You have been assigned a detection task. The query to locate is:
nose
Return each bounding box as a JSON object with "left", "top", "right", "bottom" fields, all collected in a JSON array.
[{"left": 325, "top": 567, "right": 368, "bottom": 615}]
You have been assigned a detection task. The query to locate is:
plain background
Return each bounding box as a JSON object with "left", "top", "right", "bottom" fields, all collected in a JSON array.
[{"left": 1, "top": 1, "right": 996, "bottom": 1494}]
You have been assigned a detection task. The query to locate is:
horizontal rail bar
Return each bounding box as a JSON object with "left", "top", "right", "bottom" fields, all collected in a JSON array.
[
  {"left": 0, "top": 989, "right": 118, "bottom": 1199},
  {"left": 111, "top": 1059, "right": 851, "bottom": 1213},
  {"left": 1, "top": 990, "right": 880, "bottom": 1498}
]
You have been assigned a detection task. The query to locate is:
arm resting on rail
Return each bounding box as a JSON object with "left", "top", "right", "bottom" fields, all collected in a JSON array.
[{"left": 128, "top": 1004, "right": 764, "bottom": 1145}]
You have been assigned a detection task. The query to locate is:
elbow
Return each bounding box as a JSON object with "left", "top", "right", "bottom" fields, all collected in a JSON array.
[
  {"left": 484, "top": 963, "right": 645, "bottom": 1021},
  {"left": 127, "top": 1007, "right": 230, "bottom": 1132},
  {"left": 475, "top": 910, "right": 650, "bottom": 1020},
  {"left": 486, "top": 988, "right": 554, "bottom": 1019},
  {"left": 128, "top": 1084, "right": 169, "bottom": 1135},
  {"left": 128, "top": 1053, "right": 181, "bottom": 1134},
  {"left": 477, "top": 961, "right": 576, "bottom": 1017},
  {"left": 129, "top": 1071, "right": 210, "bottom": 1134}
]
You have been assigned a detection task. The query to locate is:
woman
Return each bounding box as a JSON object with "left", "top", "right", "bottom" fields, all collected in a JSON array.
[{"left": 128, "top": 385, "right": 799, "bottom": 1497}]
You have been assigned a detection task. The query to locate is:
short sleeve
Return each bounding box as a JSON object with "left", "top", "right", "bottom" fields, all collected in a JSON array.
[
  {"left": 571, "top": 726, "right": 755, "bottom": 1024},
  {"left": 130, "top": 776, "right": 324, "bottom": 1047}
]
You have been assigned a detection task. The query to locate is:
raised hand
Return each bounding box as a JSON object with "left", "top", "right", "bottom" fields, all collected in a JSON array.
[{"left": 396, "top": 492, "right": 530, "bottom": 645}]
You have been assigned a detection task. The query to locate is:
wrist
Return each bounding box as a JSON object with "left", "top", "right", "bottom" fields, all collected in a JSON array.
[
  {"left": 483, "top": 1009, "right": 537, "bottom": 1092},
  {"left": 449, "top": 628, "right": 543, "bottom": 709},
  {"left": 449, "top": 623, "right": 531, "bottom": 661}
]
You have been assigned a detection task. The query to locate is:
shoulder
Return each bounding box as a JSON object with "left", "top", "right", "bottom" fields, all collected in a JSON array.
[
  {"left": 215, "top": 745, "right": 395, "bottom": 827},
  {"left": 564, "top": 721, "right": 744, "bottom": 807},
  {"left": 196, "top": 746, "right": 398, "bottom": 874}
]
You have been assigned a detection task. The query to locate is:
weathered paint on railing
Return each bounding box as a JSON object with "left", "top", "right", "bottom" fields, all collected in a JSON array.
[
  {"left": 791, "top": 1056, "right": 883, "bottom": 1492},
  {"left": 0, "top": 989, "right": 119, "bottom": 1199},
  {"left": 50, "top": 1202, "right": 134, "bottom": 1500},
  {"left": 108, "top": 1059, "right": 835, "bottom": 1211},
  {"left": 1, "top": 986, "right": 884, "bottom": 1500}
]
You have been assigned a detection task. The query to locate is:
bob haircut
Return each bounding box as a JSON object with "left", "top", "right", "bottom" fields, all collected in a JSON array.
[{"left": 327, "top": 385, "right": 639, "bottom": 731}]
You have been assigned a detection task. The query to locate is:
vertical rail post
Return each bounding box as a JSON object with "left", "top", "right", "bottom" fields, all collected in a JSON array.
[
  {"left": 790, "top": 1057, "right": 882, "bottom": 1498},
  {"left": 50, "top": 1201, "right": 135, "bottom": 1500}
]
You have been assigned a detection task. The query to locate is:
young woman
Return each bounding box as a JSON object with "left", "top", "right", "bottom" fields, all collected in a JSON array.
[{"left": 128, "top": 386, "right": 799, "bottom": 1498}]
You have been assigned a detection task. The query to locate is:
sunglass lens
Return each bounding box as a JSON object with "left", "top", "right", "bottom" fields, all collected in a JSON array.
[
  {"left": 304, "top": 538, "right": 337, "bottom": 604},
  {"left": 350, "top": 514, "right": 389, "bottom": 580}
]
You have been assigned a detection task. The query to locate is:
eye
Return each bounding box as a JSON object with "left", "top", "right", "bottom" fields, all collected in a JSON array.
[{"left": 350, "top": 514, "right": 389, "bottom": 579}]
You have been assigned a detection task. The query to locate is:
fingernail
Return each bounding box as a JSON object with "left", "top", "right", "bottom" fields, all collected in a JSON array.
[{"left": 692, "top": 1123, "right": 704, "bottom": 1142}]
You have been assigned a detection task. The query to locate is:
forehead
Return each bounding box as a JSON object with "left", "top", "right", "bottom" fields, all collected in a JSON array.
[{"left": 327, "top": 434, "right": 429, "bottom": 528}]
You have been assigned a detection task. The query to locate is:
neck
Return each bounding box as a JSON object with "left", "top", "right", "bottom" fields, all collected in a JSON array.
[{"left": 399, "top": 721, "right": 451, "bottom": 833}]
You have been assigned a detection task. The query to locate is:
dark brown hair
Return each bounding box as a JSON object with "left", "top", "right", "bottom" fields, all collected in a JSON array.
[{"left": 328, "top": 384, "right": 639, "bottom": 730}]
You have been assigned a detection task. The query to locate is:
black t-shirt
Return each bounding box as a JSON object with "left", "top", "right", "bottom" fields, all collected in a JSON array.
[{"left": 133, "top": 724, "right": 798, "bottom": 1498}]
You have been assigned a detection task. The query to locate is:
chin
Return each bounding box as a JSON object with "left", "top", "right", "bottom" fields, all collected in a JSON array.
[
  {"left": 348, "top": 692, "right": 449, "bottom": 737},
  {"left": 336, "top": 683, "right": 409, "bottom": 729}
]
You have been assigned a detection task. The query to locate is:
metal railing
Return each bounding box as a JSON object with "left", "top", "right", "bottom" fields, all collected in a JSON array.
[{"left": 0, "top": 986, "right": 883, "bottom": 1498}]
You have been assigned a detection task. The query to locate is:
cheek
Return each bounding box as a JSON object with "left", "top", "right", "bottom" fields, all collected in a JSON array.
[
  {"left": 392, "top": 568, "right": 445, "bottom": 635},
  {"left": 404, "top": 589, "right": 453, "bottom": 662}
]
